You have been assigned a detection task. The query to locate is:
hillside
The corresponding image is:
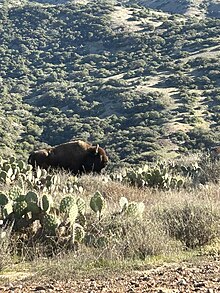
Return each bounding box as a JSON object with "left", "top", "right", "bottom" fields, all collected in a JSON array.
[
  {"left": 2, "top": 0, "right": 220, "bottom": 19},
  {"left": 124, "top": 0, "right": 220, "bottom": 19},
  {"left": 0, "top": 0, "right": 220, "bottom": 166}
]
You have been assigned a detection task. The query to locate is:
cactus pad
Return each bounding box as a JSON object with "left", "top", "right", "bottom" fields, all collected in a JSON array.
[
  {"left": 43, "top": 214, "right": 60, "bottom": 236},
  {"left": 13, "top": 201, "right": 27, "bottom": 217},
  {"left": 42, "top": 194, "right": 53, "bottom": 212},
  {"left": 76, "top": 197, "right": 86, "bottom": 215},
  {"left": 72, "top": 223, "right": 85, "bottom": 242},
  {"left": 60, "top": 196, "right": 76, "bottom": 214},
  {"left": 0, "top": 193, "right": 9, "bottom": 206},
  {"left": 25, "top": 191, "right": 38, "bottom": 204},
  {"left": 119, "top": 197, "right": 128, "bottom": 212},
  {"left": 90, "top": 191, "right": 105, "bottom": 214},
  {"left": 68, "top": 203, "right": 78, "bottom": 225}
]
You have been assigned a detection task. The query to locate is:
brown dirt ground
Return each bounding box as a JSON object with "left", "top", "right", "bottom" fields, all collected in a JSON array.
[{"left": 1, "top": 259, "right": 220, "bottom": 292}]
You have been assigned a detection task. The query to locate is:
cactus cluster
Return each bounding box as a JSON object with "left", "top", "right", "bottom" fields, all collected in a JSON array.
[
  {"left": 0, "top": 156, "right": 32, "bottom": 184},
  {"left": 119, "top": 196, "right": 145, "bottom": 218},
  {"left": 0, "top": 187, "right": 90, "bottom": 248},
  {"left": 1, "top": 184, "right": 147, "bottom": 256},
  {"left": 0, "top": 156, "right": 62, "bottom": 193},
  {"left": 112, "top": 162, "right": 185, "bottom": 190},
  {"left": 83, "top": 195, "right": 146, "bottom": 250}
]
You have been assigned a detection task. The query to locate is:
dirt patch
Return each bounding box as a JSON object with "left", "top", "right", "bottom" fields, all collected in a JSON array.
[
  {"left": 1, "top": 260, "right": 220, "bottom": 292},
  {"left": 164, "top": 122, "right": 193, "bottom": 133},
  {"left": 110, "top": 6, "right": 143, "bottom": 32}
]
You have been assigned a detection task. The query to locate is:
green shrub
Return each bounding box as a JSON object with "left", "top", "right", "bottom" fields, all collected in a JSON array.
[{"left": 158, "top": 201, "right": 218, "bottom": 248}]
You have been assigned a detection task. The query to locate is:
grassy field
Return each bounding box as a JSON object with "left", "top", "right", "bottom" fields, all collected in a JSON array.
[{"left": 0, "top": 155, "right": 220, "bottom": 290}]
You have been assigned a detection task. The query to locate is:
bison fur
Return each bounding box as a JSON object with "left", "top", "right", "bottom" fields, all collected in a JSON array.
[{"left": 28, "top": 140, "right": 108, "bottom": 174}]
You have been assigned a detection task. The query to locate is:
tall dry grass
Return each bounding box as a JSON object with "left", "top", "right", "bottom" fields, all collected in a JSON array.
[{"left": 1, "top": 157, "right": 220, "bottom": 276}]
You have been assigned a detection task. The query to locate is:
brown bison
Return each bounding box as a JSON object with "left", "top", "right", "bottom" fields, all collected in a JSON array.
[{"left": 28, "top": 140, "right": 108, "bottom": 174}]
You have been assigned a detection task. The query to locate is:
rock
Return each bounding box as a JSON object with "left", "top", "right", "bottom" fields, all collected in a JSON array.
[{"left": 177, "top": 278, "right": 187, "bottom": 286}]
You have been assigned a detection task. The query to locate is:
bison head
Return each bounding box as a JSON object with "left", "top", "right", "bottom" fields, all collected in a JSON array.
[{"left": 82, "top": 144, "right": 108, "bottom": 173}]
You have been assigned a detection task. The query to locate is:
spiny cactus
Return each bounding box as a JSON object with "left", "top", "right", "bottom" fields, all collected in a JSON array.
[
  {"left": 90, "top": 191, "right": 105, "bottom": 220},
  {"left": 60, "top": 196, "right": 76, "bottom": 214},
  {"left": 84, "top": 233, "right": 96, "bottom": 246},
  {"left": 0, "top": 193, "right": 9, "bottom": 206},
  {"left": 13, "top": 201, "right": 27, "bottom": 218},
  {"left": 119, "top": 196, "right": 129, "bottom": 212},
  {"left": 72, "top": 223, "right": 85, "bottom": 243},
  {"left": 118, "top": 197, "right": 145, "bottom": 218},
  {"left": 0, "top": 157, "right": 62, "bottom": 193},
  {"left": 76, "top": 212, "right": 87, "bottom": 227},
  {"left": 120, "top": 162, "right": 185, "bottom": 190},
  {"left": 0, "top": 171, "right": 10, "bottom": 184},
  {"left": 68, "top": 203, "right": 78, "bottom": 225},
  {"left": 25, "top": 191, "right": 38, "bottom": 204},
  {"left": 9, "top": 187, "right": 24, "bottom": 200},
  {"left": 96, "top": 235, "right": 108, "bottom": 248},
  {"left": 9, "top": 156, "right": 16, "bottom": 164},
  {"left": 126, "top": 202, "right": 145, "bottom": 218},
  {"left": 42, "top": 213, "right": 60, "bottom": 236},
  {"left": 2, "top": 202, "right": 13, "bottom": 218},
  {"left": 25, "top": 191, "right": 40, "bottom": 214},
  {"left": 41, "top": 194, "right": 53, "bottom": 212},
  {"left": 76, "top": 197, "right": 86, "bottom": 215}
]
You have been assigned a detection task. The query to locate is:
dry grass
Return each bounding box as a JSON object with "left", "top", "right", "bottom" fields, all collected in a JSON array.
[
  {"left": 0, "top": 223, "right": 13, "bottom": 272},
  {"left": 1, "top": 160, "right": 220, "bottom": 279}
]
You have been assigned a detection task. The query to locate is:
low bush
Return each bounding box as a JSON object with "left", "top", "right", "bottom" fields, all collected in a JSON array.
[{"left": 158, "top": 200, "right": 218, "bottom": 248}]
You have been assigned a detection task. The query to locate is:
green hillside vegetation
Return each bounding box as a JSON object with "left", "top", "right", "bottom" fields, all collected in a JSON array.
[
  {"left": 124, "top": 0, "right": 220, "bottom": 19},
  {"left": 0, "top": 1, "right": 220, "bottom": 167}
]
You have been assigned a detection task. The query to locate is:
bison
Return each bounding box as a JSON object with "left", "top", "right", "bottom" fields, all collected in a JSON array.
[{"left": 28, "top": 140, "right": 108, "bottom": 174}]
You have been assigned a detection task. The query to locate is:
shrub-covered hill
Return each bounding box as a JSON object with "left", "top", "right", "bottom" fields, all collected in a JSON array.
[
  {"left": 0, "top": 0, "right": 220, "bottom": 166},
  {"left": 124, "top": 0, "right": 220, "bottom": 19}
]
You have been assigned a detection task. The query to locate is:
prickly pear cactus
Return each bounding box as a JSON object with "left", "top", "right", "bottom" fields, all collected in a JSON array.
[
  {"left": 17, "top": 160, "right": 26, "bottom": 170},
  {"left": 76, "top": 213, "right": 87, "bottom": 227},
  {"left": 68, "top": 203, "right": 78, "bottom": 226},
  {"left": 13, "top": 201, "right": 27, "bottom": 218},
  {"left": 121, "top": 162, "right": 185, "bottom": 190},
  {"left": 119, "top": 197, "right": 128, "bottom": 212},
  {"left": 25, "top": 191, "right": 38, "bottom": 204},
  {"left": 9, "top": 187, "right": 24, "bottom": 201},
  {"left": 9, "top": 156, "right": 16, "bottom": 164},
  {"left": 76, "top": 197, "right": 86, "bottom": 215},
  {"left": 90, "top": 191, "right": 105, "bottom": 217},
  {"left": 0, "top": 171, "right": 9, "bottom": 183},
  {"left": 2, "top": 202, "right": 13, "bottom": 218},
  {"left": 72, "top": 223, "right": 85, "bottom": 243},
  {"left": 41, "top": 194, "right": 53, "bottom": 212},
  {"left": 96, "top": 236, "right": 108, "bottom": 248},
  {"left": 84, "top": 234, "right": 96, "bottom": 247},
  {"left": 42, "top": 213, "right": 60, "bottom": 236},
  {"left": 0, "top": 193, "right": 9, "bottom": 206},
  {"left": 126, "top": 202, "right": 138, "bottom": 216},
  {"left": 25, "top": 191, "right": 40, "bottom": 214},
  {"left": 126, "top": 201, "right": 145, "bottom": 218},
  {"left": 60, "top": 196, "right": 76, "bottom": 214}
]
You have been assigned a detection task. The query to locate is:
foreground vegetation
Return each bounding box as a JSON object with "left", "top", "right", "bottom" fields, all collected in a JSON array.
[
  {"left": 0, "top": 1, "right": 220, "bottom": 165},
  {"left": 1, "top": 154, "right": 220, "bottom": 278}
]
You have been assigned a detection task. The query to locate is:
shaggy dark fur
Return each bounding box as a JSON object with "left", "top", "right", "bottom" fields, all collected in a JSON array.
[{"left": 28, "top": 140, "right": 108, "bottom": 174}]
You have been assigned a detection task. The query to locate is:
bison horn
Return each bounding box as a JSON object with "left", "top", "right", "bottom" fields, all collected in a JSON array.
[{"left": 95, "top": 144, "right": 99, "bottom": 154}]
